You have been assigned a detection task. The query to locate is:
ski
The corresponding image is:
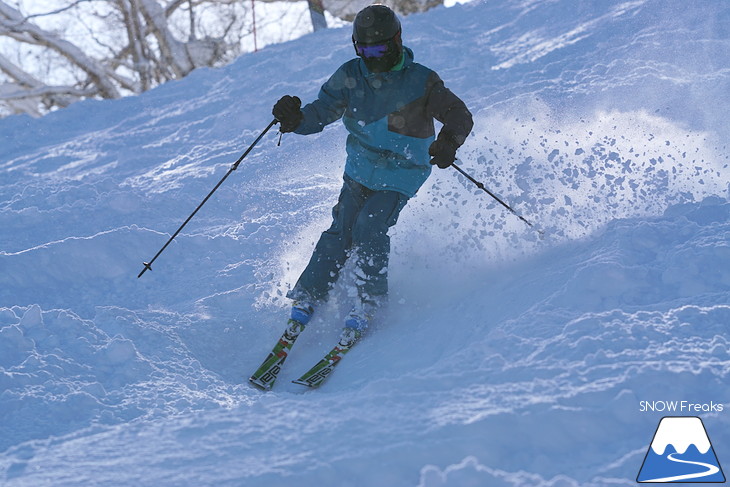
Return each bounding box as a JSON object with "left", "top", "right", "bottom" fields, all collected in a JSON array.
[
  {"left": 249, "top": 319, "right": 305, "bottom": 390},
  {"left": 292, "top": 327, "right": 361, "bottom": 388}
]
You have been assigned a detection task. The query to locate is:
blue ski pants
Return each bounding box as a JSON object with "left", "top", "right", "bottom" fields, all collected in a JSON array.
[{"left": 288, "top": 174, "right": 409, "bottom": 304}]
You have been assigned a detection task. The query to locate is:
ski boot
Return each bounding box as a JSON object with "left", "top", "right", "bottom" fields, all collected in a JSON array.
[{"left": 290, "top": 300, "right": 315, "bottom": 326}]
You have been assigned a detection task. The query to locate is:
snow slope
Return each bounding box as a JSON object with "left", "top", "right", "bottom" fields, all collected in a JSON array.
[{"left": 1, "top": 0, "right": 729, "bottom": 485}]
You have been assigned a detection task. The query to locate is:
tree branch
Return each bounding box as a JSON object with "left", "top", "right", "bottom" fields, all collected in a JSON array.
[
  {"left": 0, "top": 83, "right": 97, "bottom": 100},
  {"left": 136, "top": 0, "right": 193, "bottom": 77},
  {"left": 17, "top": 0, "right": 98, "bottom": 23},
  {"left": 0, "top": 1, "right": 120, "bottom": 98},
  {"left": 0, "top": 51, "right": 40, "bottom": 88}
]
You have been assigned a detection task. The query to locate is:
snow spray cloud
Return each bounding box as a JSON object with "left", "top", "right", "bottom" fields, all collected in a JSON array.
[{"left": 401, "top": 99, "right": 730, "bottom": 267}]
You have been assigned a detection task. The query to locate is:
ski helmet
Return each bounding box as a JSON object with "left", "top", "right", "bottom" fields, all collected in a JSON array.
[
  {"left": 352, "top": 5, "right": 403, "bottom": 73},
  {"left": 352, "top": 5, "right": 401, "bottom": 45}
]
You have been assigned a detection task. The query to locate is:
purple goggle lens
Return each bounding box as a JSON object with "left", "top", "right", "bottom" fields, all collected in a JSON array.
[{"left": 355, "top": 42, "right": 389, "bottom": 58}]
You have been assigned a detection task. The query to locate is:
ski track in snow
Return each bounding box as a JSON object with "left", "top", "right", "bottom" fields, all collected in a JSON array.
[{"left": 1, "top": 0, "right": 730, "bottom": 486}]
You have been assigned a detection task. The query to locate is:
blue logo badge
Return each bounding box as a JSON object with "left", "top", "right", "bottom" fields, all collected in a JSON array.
[{"left": 637, "top": 416, "right": 725, "bottom": 483}]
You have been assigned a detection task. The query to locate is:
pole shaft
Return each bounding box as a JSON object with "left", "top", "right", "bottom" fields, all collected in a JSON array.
[
  {"left": 451, "top": 162, "right": 542, "bottom": 233},
  {"left": 138, "top": 119, "right": 278, "bottom": 278}
]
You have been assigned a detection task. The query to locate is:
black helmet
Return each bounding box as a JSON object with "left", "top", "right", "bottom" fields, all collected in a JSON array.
[
  {"left": 352, "top": 5, "right": 401, "bottom": 44},
  {"left": 352, "top": 5, "right": 403, "bottom": 73}
]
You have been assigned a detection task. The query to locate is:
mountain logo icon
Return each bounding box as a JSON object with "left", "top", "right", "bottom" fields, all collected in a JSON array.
[{"left": 637, "top": 416, "right": 726, "bottom": 483}]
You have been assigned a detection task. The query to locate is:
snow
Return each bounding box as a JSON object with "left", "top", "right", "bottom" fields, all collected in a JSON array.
[{"left": 1, "top": 0, "right": 729, "bottom": 485}]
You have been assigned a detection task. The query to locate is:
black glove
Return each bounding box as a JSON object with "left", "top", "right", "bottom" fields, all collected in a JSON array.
[
  {"left": 272, "top": 95, "right": 303, "bottom": 133},
  {"left": 429, "top": 131, "right": 460, "bottom": 169}
]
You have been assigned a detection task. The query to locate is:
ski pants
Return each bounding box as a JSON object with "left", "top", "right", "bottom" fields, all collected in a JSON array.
[{"left": 288, "top": 174, "right": 409, "bottom": 304}]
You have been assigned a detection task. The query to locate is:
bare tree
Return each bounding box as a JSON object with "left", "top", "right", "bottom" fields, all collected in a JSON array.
[
  {"left": 0, "top": 0, "right": 244, "bottom": 117},
  {"left": 0, "top": 0, "right": 444, "bottom": 118},
  {"left": 321, "top": 0, "right": 443, "bottom": 22},
  {"left": 288, "top": 0, "right": 445, "bottom": 32}
]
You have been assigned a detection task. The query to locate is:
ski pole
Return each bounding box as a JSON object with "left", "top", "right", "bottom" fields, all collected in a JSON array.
[
  {"left": 138, "top": 119, "right": 279, "bottom": 278},
  {"left": 451, "top": 161, "right": 543, "bottom": 236}
]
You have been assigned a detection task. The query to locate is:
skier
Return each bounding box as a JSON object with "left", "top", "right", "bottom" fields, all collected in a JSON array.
[{"left": 273, "top": 4, "right": 473, "bottom": 344}]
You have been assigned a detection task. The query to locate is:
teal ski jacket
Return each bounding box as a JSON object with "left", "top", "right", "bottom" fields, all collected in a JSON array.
[{"left": 294, "top": 47, "right": 473, "bottom": 197}]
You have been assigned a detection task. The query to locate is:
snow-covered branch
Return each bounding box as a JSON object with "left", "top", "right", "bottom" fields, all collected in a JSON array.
[
  {"left": 0, "top": 0, "right": 443, "bottom": 118},
  {"left": 0, "top": 1, "right": 120, "bottom": 100},
  {"left": 0, "top": 0, "right": 238, "bottom": 117}
]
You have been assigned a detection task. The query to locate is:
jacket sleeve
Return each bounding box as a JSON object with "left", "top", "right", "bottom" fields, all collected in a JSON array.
[
  {"left": 295, "top": 65, "right": 350, "bottom": 135},
  {"left": 425, "top": 72, "right": 473, "bottom": 146}
]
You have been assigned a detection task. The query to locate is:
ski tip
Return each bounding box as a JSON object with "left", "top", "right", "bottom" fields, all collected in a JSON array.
[{"left": 292, "top": 379, "right": 317, "bottom": 388}]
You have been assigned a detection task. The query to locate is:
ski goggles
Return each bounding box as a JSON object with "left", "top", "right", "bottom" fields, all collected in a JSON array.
[{"left": 354, "top": 41, "right": 389, "bottom": 59}]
